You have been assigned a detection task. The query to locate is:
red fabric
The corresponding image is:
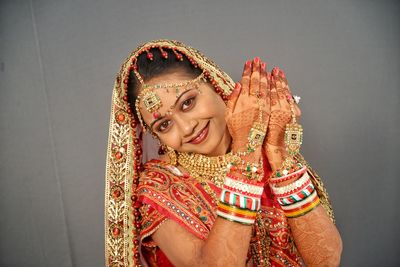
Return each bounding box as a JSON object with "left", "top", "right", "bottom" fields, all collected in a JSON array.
[{"left": 137, "top": 159, "right": 303, "bottom": 266}]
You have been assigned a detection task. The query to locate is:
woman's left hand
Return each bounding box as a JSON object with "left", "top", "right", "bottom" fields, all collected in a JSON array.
[{"left": 263, "top": 67, "right": 301, "bottom": 172}]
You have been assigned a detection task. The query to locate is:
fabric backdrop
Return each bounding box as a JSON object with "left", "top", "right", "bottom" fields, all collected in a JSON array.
[{"left": 1, "top": 0, "right": 399, "bottom": 266}]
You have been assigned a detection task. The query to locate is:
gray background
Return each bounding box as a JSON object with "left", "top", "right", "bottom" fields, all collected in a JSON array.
[{"left": 1, "top": 0, "right": 399, "bottom": 266}]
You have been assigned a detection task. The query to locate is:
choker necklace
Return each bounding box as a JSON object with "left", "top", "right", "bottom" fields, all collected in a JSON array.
[{"left": 177, "top": 151, "right": 240, "bottom": 188}]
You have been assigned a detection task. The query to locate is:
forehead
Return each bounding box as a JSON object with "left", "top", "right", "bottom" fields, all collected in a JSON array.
[{"left": 138, "top": 70, "right": 201, "bottom": 123}]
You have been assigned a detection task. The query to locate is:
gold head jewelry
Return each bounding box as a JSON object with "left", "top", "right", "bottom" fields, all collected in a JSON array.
[{"left": 177, "top": 151, "right": 240, "bottom": 188}]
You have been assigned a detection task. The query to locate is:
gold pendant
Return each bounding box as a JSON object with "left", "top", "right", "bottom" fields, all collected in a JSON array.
[
  {"left": 248, "top": 122, "right": 267, "bottom": 151},
  {"left": 284, "top": 122, "right": 303, "bottom": 157}
]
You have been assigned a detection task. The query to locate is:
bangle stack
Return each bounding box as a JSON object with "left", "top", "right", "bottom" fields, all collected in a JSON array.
[
  {"left": 217, "top": 172, "right": 264, "bottom": 225},
  {"left": 270, "top": 170, "right": 320, "bottom": 218},
  {"left": 267, "top": 90, "right": 320, "bottom": 218}
]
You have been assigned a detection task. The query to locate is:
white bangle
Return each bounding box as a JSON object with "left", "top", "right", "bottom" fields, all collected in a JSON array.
[{"left": 270, "top": 172, "right": 310, "bottom": 195}]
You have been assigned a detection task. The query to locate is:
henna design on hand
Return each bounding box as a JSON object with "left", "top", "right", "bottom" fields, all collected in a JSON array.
[
  {"left": 266, "top": 110, "right": 290, "bottom": 146},
  {"left": 227, "top": 108, "right": 259, "bottom": 150},
  {"left": 263, "top": 68, "right": 301, "bottom": 170},
  {"left": 225, "top": 58, "right": 270, "bottom": 163}
]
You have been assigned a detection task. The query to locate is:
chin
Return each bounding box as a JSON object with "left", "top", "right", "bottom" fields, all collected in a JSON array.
[
  {"left": 182, "top": 121, "right": 229, "bottom": 156},
  {"left": 202, "top": 132, "right": 229, "bottom": 156}
]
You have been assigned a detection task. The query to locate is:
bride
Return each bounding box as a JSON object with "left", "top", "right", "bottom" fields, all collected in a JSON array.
[{"left": 105, "top": 39, "right": 342, "bottom": 266}]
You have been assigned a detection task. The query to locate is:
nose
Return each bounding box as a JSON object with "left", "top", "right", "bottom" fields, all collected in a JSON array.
[{"left": 174, "top": 114, "right": 197, "bottom": 138}]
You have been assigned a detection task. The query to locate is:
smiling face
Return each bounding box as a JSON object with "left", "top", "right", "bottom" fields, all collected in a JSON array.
[{"left": 139, "top": 68, "right": 232, "bottom": 157}]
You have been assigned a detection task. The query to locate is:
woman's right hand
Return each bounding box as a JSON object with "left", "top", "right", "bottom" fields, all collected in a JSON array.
[{"left": 225, "top": 57, "right": 270, "bottom": 163}]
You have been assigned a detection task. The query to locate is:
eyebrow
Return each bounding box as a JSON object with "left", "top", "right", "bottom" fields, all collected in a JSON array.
[{"left": 149, "top": 89, "right": 195, "bottom": 130}]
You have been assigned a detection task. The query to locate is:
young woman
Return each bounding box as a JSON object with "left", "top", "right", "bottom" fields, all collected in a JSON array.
[{"left": 105, "top": 40, "right": 342, "bottom": 266}]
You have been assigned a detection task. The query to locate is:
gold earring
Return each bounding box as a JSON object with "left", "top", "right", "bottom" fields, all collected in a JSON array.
[
  {"left": 166, "top": 146, "right": 177, "bottom": 165},
  {"left": 157, "top": 139, "right": 166, "bottom": 155}
]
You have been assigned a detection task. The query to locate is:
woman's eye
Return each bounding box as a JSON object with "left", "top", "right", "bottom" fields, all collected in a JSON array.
[
  {"left": 157, "top": 120, "right": 171, "bottom": 132},
  {"left": 182, "top": 97, "right": 195, "bottom": 110}
]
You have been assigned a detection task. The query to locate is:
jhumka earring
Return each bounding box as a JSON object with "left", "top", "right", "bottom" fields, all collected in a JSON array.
[
  {"left": 166, "top": 146, "right": 177, "bottom": 165},
  {"left": 156, "top": 138, "right": 167, "bottom": 155}
]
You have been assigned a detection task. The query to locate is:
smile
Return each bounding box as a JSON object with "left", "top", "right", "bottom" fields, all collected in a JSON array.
[{"left": 188, "top": 122, "right": 210, "bottom": 145}]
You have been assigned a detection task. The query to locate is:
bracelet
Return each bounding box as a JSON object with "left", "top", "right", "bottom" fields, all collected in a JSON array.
[
  {"left": 284, "top": 196, "right": 320, "bottom": 218},
  {"left": 277, "top": 183, "right": 315, "bottom": 206},
  {"left": 228, "top": 160, "right": 263, "bottom": 181},
  {"left": 280, "top": 190, "right": 318, "bottom": 211},
  {"left": 224, "top": 175, "right": 264, "bottom": 196},
  {"left": 217, "top": 202, "right": 257, "bottom": 225},
  {"left": 270, "top": 166, "right": 307, "bottom": 184},
  {"left": 274, "top": 177, "right": 313, "bottom": 197},
  {"left": 218, "top": 171, "right": 264, "bottom": 217},
  {"left": 272, "top": 162, "right": 304, "bottom": 178},
  {"left": 270, "top": 172, "right": 310, "bottom": 195},
  {"left": 220, "top": 189, "right": 261, "bottom": 211}
]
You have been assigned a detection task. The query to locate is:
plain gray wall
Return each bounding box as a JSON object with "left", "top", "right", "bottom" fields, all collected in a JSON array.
[{"left": 1, "top": 0, "right": 399, "bottom": 266}]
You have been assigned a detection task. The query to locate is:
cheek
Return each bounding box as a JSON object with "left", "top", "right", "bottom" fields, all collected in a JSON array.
[
  {"left": 158, "top": 128, "right": 181, "bottom": 148},
  {"left": 210, "top": 98, "right": 227, "bottom": 125}
]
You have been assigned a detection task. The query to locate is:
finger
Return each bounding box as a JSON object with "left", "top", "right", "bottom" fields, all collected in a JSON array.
[
  {"left": 270, "top": 71, "right": 279, "bottom": 110},
  {"left": 240, "top": 60, "right": 252, "bottom": 95},
  {"left": 293, "top": 102, "right": 302, "bottom": 117},
  {"left": 250, "top": 57, "right": 261, "bottom": 96},
  {"left": 260, "top": 62, "right": 270, "bottom": 113},
  {"left": 273, "top": 67, "right": 290, "bottom": 110},
  {"left": 226, "top": 82, "right": 242, "bottom": 111},
  {"left": 279, "top": 69, "right": 292, "bottom": 97},
  {"left": 279, "top": 69, "right": 302, "bottom": 118}
]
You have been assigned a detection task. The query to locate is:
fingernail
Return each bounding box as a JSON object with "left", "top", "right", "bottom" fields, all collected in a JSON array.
[
  {"left": 261, "top": 62, "right": 266, "bottom": 71},
  {"left": 245, "top": 60, "right": 252, "bottom": 67},
  {"left": 254, "top": 57, "right": 260, "bottom": 64},
  {"left": 235, "top": 82, "right": 241, "bottom": 90},
  {"left": 272, "top": 67, "right": 279, "bottom": 76},
  {"left": 279, "top": 70, "right": 285, "bottom": 78}
]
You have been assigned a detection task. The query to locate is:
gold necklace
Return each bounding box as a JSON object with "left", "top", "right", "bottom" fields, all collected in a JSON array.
[{"left": 177, "top": 151, "right": 240, "bottom": 188}]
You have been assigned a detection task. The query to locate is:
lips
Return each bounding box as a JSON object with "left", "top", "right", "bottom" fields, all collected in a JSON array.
[{"left": 188, "top": 122, "right": 209, "bottom": 144}]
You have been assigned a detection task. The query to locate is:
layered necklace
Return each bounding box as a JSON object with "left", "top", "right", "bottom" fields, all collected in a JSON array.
[{"left": 177, "top": 151, "right": 240, "bottom": 188}]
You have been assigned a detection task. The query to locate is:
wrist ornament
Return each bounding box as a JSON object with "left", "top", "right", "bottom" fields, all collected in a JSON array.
[
  {"left": 270, "top": 171, "right": 320, "bottom": 218},
  {"left": 269, "top": 162, "right": 306, "bottom": 184},
  {"left": 217, "top": 171, "right": 264, "bottom": 225},
  {"left": 227, "top": 159, "right": 263, "bottom": 181}
]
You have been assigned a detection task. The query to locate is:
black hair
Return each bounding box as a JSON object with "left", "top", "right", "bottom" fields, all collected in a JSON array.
[{"left": 127, "top": 48, "right": 202, "bottom": 121}]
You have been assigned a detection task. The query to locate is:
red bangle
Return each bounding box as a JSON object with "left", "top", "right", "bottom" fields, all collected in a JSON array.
[{"left": 270, "top": 166, "right": 307, "bottom": 184}]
